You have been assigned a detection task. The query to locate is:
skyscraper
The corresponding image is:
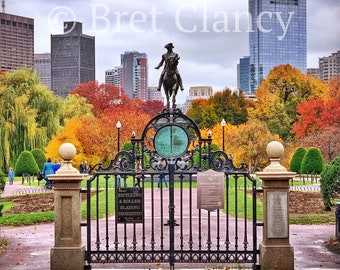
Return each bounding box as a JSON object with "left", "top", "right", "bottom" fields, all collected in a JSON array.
[
  {"left": 51, "top": 21, "right": 95, "bottom": 97},
  {"left": 249, "top": 0, "right": 306, "bottom": 93},
  {"left": 34, "top": 53, "right": 51, "bottom": 89},
  {"left": 237, "top": 56, "right": 250, "bottom": 94},
  {"left": 0, "top": 12, "right": 34, "bottom": 72},
  {"left": 121, "top": 51, "right": 148, "bottom": 100}
]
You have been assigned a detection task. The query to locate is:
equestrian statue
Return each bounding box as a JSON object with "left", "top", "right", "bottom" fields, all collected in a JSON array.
[{"left": 155, "top": 43, "right": 184, "bottom": 109}]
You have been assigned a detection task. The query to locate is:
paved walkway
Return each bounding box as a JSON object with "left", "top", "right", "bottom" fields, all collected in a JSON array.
[
  {"left": 290, "top": 184, "right": 321, "bottom": 192},
  {"left": 1, "top": 182, "right": 340, "bottom": 269},
  {"left": 1, "top": 181, "right": 49, "bottom": 197}
]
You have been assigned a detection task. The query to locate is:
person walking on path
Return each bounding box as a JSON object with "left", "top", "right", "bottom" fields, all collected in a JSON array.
[
  {"left": 158, "top": 158, "right": 168, "bottom": 189},
  {"left": 135, "top": 159, "right": 142, "bottom": 188},
  {"left": 7, "top": 167, "right": 14, "bottom": 185},
  {"left": 43, "top": 158, "right": 54, "bottom": 189},
  {"left": 53, "top": 158, "right": 61, "bottom": 173}
]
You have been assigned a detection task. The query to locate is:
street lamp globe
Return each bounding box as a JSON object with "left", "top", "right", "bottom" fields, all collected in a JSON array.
[
  {"left": 221, "top": 118, "right": 226, "bottom": 127},
  {"left": 116, "top": 121, "right": 122, "bottom": 129},
  {"left": 221, "top": 119, "right": 226, "bottom": 152}
]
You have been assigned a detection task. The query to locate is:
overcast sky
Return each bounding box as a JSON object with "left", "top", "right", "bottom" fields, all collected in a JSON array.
[{"left": 8, "top": 0, "right": 340, "bottom": 103}]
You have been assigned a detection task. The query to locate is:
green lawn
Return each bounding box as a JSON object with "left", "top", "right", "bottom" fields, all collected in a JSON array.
[{"left": 0, "top": 175, "right": 328, "bottom": 226}]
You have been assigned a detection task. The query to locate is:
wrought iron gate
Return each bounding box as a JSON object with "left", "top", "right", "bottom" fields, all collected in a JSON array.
[{"left": 82, "top": 109, "right": 260, "bottom": 269}]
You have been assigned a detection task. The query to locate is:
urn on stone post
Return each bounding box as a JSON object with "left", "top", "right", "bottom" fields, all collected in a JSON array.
[
  {"left": 256, "top": 141, "right": 295, "bottom": 270},
  {"left": 49, "top": 142, "right": 85, "bottom": 270}
]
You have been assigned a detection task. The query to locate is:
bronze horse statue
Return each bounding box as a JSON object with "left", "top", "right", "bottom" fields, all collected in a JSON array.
[{"left": 163, "top": 56, "right": 180, "bottom": 109}]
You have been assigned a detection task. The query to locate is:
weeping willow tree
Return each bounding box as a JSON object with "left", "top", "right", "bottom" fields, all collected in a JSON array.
[{"left": 0, "top": 69, "right": 63, "bottom": 171}]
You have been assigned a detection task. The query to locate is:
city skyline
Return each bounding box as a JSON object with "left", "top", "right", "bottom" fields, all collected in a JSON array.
[{"left": 4, "top": 0, "right": 340, "bottom": 102}]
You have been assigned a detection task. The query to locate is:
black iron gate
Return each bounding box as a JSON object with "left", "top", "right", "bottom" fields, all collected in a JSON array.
[{"left": 82, "top": 110, "right": 261, "bottom": 269}]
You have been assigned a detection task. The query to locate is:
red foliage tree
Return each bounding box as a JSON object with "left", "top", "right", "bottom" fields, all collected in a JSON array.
[
  {"left": 71, "top": 81, "right": 122, "bottom": 116},
  {"left": 292, "top": 98, "right": 340, "bottom": 138},
  {"left": 329, "top": 76, "right": 340, "bottom": 102},
  {"left": 142, "top": 100, "right": 165, "bottom": 117}
]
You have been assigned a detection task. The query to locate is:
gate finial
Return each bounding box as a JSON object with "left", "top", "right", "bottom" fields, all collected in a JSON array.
[{"left": 57, "top": 142, "right": 80, "bottom": 174}]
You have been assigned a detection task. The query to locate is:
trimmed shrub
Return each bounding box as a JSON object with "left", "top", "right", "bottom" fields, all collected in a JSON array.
[
  {"left": 14, "top": 151, "right": 39, "bottom": 176},
  {"left": 121, "top": 142, "right": 132, "bottom": 152},
  {"left": 301, "top": 147, "right": 325, "bottom": 174},
  {"left": 320, "top": 156, "right": 340, "bottom": 211},
  {"left": 193, "top": 143, "right": 220, "bottom": 166},
  {"left": 289, "top": 147, "right": 306, "bottom": 173},
  {"left": 0, "top": 169, "right": 5, "bottom": 217},
  {"left": 0, "top": 169, "right": 5, "bottom": 193},
  {"left": 31, "top": 148, "right": 46, "bottom": 170}
]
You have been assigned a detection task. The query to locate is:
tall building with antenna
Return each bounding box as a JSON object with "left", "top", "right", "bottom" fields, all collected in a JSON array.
[{"left": 0, "top": 0, "right": 34, "bottom": 72}]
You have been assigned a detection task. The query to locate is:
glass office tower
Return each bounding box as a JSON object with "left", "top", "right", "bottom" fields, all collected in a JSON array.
[
  {"left": 249, "top": 0, "right": 306, "bottom": 94},
  {"left": 238, "top": 56, "right": 250, "bottom": 95}
]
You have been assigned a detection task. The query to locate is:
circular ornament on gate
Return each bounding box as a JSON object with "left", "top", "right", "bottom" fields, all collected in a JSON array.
[{"left": 154, "top": 125, "right": 189, "bottom": 158}]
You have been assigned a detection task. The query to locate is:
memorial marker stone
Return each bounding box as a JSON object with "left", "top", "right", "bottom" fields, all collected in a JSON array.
[
  {"left": 267, "top": 191, "right": 288, "bottom": 238},
  {"left": 197, "top": 169, "right": 224, "bottom": 211}
]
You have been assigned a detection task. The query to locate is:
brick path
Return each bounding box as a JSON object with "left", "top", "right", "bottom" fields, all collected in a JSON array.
[
  {"left": 1, "top": 181, "right": 49, "bottom": 197},
  {"left": 0, "top": 182, "right": 339, "bottom": 269}
]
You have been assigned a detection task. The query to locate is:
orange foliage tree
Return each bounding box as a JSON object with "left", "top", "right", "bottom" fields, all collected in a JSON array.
[
  {"left": 54, "top": 80, "right": 166, "bottom": 167},
  {"left": 45, "top": 110, "right": 151, "bottom": 169}
]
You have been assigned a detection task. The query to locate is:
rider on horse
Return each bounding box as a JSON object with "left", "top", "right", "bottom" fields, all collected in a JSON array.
[{"left": 155, "top": 43, "right": 184, "bottom": 92}]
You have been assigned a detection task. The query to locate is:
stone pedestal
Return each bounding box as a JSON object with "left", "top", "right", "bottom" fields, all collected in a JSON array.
[
  {"left": 49, "top": 143, "right": 85, "bottom": 270},
  {"left": 256, "top": 141, "right": 295, "bottom": 270}
]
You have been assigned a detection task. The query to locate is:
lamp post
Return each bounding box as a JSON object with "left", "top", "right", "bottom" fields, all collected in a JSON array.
[
  {"left": 116, "top": 121, "right": 121, "bottom": 152},
  {"left": 221, "top": 119, "right": 226, "bottom": 152}
]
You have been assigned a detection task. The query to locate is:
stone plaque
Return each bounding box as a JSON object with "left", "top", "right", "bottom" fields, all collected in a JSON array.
[
  {"left": 116, "top": 188, "right": 144, "bottom": 223},
  {"left": 267, "top": 191, "right": 288, "bottom": 238},
  {"left": 197, "top": 170, "right": 224, "bottom": 211}
]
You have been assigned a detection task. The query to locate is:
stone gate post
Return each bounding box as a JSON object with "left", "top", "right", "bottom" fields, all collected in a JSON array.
[
  {"left": 49, "top": 143, "right": 85, "bottom": 270},
  {"left": 256, "top": 141, "right": 295, "bottom": 270}
]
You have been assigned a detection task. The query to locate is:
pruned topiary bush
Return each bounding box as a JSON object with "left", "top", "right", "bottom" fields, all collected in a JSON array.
[
  {"left": 0, "top": 169, "right": 5, "bottom": 193},
  {"left": 14, "top": 151, "right": 39, "bottom": 176},
  {"left": 320, "top": 156, "right": 340, "bottom": 211},
  {"left": 301, "top": 147, "right": 325, "bottom": 174},
  {"left": 0, "top": 169, "right": 6, "bottom": 218},
  {"left": 289, "top": 146, "right": 306, "bottom": 173},
  {"left": 31, "top": 148, "right": 46, "bottom": 170}
]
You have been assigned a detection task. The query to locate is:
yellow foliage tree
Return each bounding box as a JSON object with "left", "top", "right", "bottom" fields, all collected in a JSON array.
[
  {"left": 44, "top": 118, "right": 90, "bottom": 169},
  {"left": 254, "top": 64, "right": 331, "bottom": 139},
  {"left": 202, "top": 120, "right": 280, "bottom": 172}
]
